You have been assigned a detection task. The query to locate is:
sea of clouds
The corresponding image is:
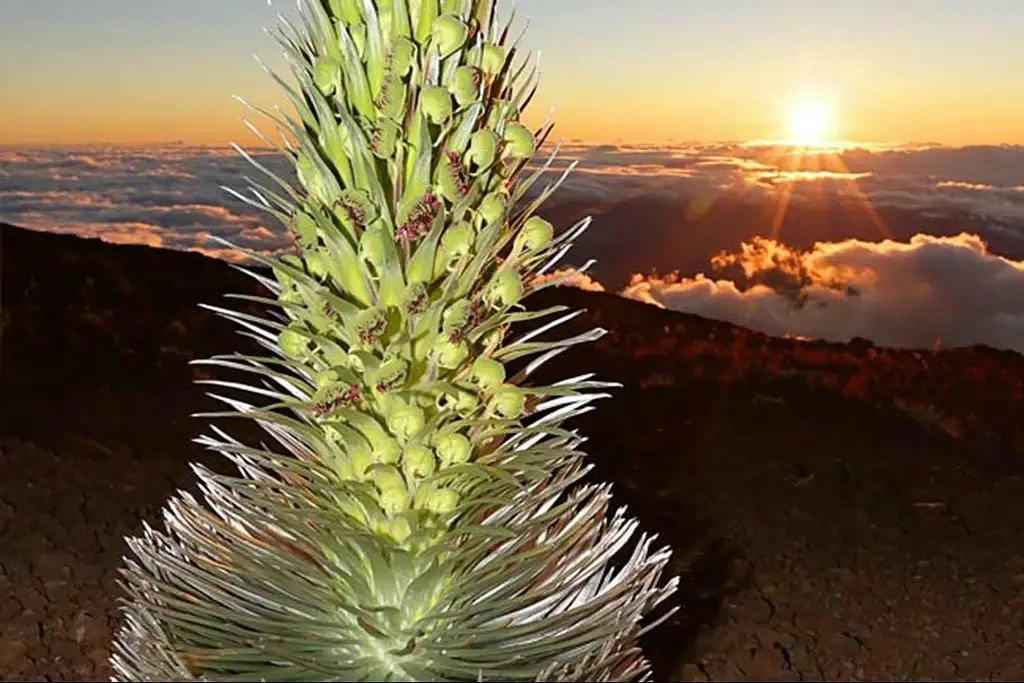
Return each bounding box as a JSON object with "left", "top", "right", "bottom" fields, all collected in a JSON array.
[{"left": 3, "top": 141, "right": 1024, "bottom": 353}]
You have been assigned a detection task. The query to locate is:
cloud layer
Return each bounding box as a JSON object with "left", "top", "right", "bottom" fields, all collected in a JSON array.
[
  {"left": 4, "top": 141, "right": 1024, "bottom": 353},
  {"left": 620, "top": 233, "right": 1024, "bottom": 354}
]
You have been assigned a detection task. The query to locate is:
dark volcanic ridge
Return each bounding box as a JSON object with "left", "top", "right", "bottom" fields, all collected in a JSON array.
[
  {"left": 4, "top": 221, "right": 1023, "bottom": 452},
  {"left": 2, "top": 221, "right": 1024, "bottom": 681}
]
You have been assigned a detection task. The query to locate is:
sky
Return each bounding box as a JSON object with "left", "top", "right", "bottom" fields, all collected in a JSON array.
[{"left": 2, "top": 0, "right": 1023, "bottom": 146}]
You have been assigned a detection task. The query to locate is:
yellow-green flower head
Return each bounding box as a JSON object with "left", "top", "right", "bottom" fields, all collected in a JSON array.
[
  {"left": 278, "top": 326, "right": 309, "bottom": 359},
  {"left": 432, "top": 335, "right": 469, "bottom": 369},
  {"left": 376, "top": 76, "right": 407, "bottom": 121},
  {"left": 371, "top": 465, "right": 409, "bottom": 515},
  {"left": 481, "top": 43, "right": 506, "bottom": 75},
  {"left": 374, "top": 437, "right": 401, "bottom": 465},
  {"left": 371, "top": 358, "right": 409, "bottom": 395},
  {"left": 401, "top": 444, "right": 436, "bottom": 482},
  {"left": 486, "top": 99, "right": 518, "bottom": 129},
  {"left": 517, "top": 215, "right": 554, "bottom": 251},
  {"left": 435, "top": 151, "right": 468, "bottom": 202},
  {"left": 478, "top": 191, "right": 507, "bottom": 225},
  {"left": 312, "top": 56, "right": 341, "bottom": 95},
  {"left": 450, "top": 66, "right": 481, "bottom": 107},
  {"left": 334, "top": 188, "right": 378, "bottom": 230},
  {"left": 503, "top": 122, "right": 535, "bottom": 159},
  {"left": 391, "top": 37, "right": 417, "bottom": 78},
  {"left": 484, "top": 269, "right": 523, "bottom": 309},
  {"left": 435, "top": 431, "right": 472, "bottom": 467},
  {"left": 489, "top": 385, "right": 526, "bottom": 419},
  {"left": 370, "top": 118, "right": 401, "bottom": 159},
  {"left": 314, "top": 368, "right": 339, "bottom": 389},
  {"left": 471, "top": 356, "right": 506, "bottom": 393},
  {"left": 417, "top": 486, "right": 459, "bottom": 516},
  {"left": 441, "top": 221, "right": 475, "bottom": 259},
  {"left": 467, "top": 130, "right": 499, "bottom": 170},
  {"left": 420, "top": 86, "right": 453, "bottom": 125},
  {"left": 346, "top": 352, "right": 365, "bottom": 373},
  {"left": 438, "top": 385, "right": 479, "bottom": 416},
  {"left": 442, "top": 299, "right": 472, "bottom": 332},
  {"left": 432, "top": 14, "right": 468, "bottom": 57},
  {"left": 386, "top": 401, "right": 425, "bottom": 442},
  {"left": 355, "top": 307, "right": 388, "bottom": 345},
  {"left": 401, "top": 281, "right": 429, "bottom": 315}
]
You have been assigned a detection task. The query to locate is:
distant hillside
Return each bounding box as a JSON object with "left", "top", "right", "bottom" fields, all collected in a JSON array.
[{"left": 2, "top": 220, "right": 1022, "bottom": 452}]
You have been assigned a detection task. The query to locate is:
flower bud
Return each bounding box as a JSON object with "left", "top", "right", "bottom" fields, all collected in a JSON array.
[
  {"left": 442, "top": 299, "right": 472, "bottom": 331},
  {"left": 437, "top": 385, "right": 479, "bottom": 416},
  {"left": 484, "top": 269, "right": 523, "bottom": 309},
  {"left": 417, "top": 486, "right": 459, "bottom": 515},
  {"left": 467, "top": 130, "right": 499, "bottom": 170},
  {"left": 334, "top": 188, "right": 378, "bottom": 230},
  {"left": 441, "top": 221, "right": 475, "bottom": 259},
  {"left": 391, "top": 37, "right": 417, "bottom": 78},
  {"left": 503, "top": 122, "right": 535, "bottom": 159},
  {"left": 374, "top": 437, "right": 401, "bottom": 465},
  {"left": 401, "top": 444, "right": 436, "bottom": 481},
  {"left": 373, "top": 466, "right": 410, "bottom": 515},
  {"left": 432, "top": 14, "right": 468, "bottom": 57},
  {"left": 489, "top": 385, "right": 526, "bottom": 419},
  {"left": 387, "top": 401, "right": 425, "bottom": 442},
  {"left": 401, "top": 281, "right": 429, "bottom": 315},
  {"left": 450, "top": 66, "right": 480, "bottom": 107},
  {"left": 371, "top": 358, "right": 409, "bottom": 395},
  {"left": 471, "top": 356, "right": 506, "bottom": 393},
  {"left": 517, "top": 215, "right": 554, "bottom": 251},
  {"left": 354, "top": 307, "right": 387, "bottom": 345},
  {"left": 278, "top": 327, "right": 309, "bottom": 359},
  {"left": 481, "top": 43, "right": 505, "bottom": 75},
  {"left": 478, "top": 192, "right": 507, "bottom": 224},
  {"left": 313, "top": 56, "right": 341, "bottom": 95},
  {"left": 435, "top": 153, "right": 465, "bottom": 203},
  {"left": 435, "top": 431, "right": 472, "bottom": 467},
  {"left": 420, "top": 86, "right": 453, "bottom": 124},
  {"left": 376, "top": 76, "right": 407, "bottom": 121},
  {"left": 432, "top": 336, "right": 469, "bottom": 369},
  {"left": 370, "top": 118, "right": 401, "bottom": 159},
  {"left": 315, "top": 369, "right": 338, "bottom": 389}
]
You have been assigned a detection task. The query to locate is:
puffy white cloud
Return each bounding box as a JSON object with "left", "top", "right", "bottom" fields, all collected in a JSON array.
[{"left": 621, "top": 233, "right": 1024, "bottom": 354}]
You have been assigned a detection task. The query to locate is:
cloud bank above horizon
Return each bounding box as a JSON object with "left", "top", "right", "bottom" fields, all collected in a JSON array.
[{"left": 3, "top": 141, "right": 1024, "bottom": 354}]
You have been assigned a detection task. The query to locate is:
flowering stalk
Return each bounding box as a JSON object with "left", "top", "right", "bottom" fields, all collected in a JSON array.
[{"left": 109, "top": 0, "right": 678, "bottom": 680}]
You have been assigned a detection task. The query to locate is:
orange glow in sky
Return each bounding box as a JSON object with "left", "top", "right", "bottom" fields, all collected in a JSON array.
[{"left": 1, "top": 0, "right": 1023, "bottom": 146}]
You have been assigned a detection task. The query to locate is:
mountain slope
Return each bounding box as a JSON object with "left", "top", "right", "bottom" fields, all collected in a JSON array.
[{"left": 1, "top": 222, "right": 1023, "bottom": 681}]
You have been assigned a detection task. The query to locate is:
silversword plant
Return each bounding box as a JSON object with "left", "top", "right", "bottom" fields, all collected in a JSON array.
[{"left": 109, "top": 0, "right": 678, "bottom": 679}]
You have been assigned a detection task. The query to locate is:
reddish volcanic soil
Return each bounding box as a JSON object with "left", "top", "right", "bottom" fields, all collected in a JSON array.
[{"left": 2, "top": 223, "right": 1024, "bottom": 681}]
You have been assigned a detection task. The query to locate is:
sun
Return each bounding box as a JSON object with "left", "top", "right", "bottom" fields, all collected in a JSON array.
[{"left": 786, "top": 99, "right": 831, "bottom": 146}]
